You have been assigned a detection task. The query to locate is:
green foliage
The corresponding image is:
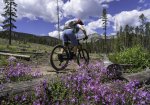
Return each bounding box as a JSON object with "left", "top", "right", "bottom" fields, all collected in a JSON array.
[
  {"left": 49, "top": 80, "right": 68, "bottom": 103},
  {"left": 109, "top": 46, "right": 150, "bottom": 73},
  {"left": 0, "top": 44, "right": 18, "bottom": 51},
  {"left": 0, "top": 56, "right": 8, "bottom": 66}
]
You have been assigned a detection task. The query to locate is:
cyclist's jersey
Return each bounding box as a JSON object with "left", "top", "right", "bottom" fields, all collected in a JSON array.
[
  {"left": 63, "top": 24, "right": 80, "bottom": 34},
  {"left": 72, "top": 24, "right": 80, "bottom": 34},
  {"left": 64, "top": 19, "right": 81, "bottom": 34}
]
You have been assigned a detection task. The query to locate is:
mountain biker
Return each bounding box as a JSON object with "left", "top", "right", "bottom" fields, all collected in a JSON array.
[{"left": 62, "top": 19, "right": 88, "bottom": 58}]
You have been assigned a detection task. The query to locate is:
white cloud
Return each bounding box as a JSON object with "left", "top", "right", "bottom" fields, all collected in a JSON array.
[
  {"left": 113, "top": 9, "right": 150, "bottom": 31},
  {"left": 63, "top": 0, "right": 103, "bottom": 19},
  {"left": 0, "top": 15, "right": 4, "bottom": 23},
  {"left": 0, "top": 0, "right": 64, "bottom": 23},
  {"left": 102, "top": 4, "right": 109, "bottom": 8},
  {"left": 86, "top": 19, "right": 103, "bottom": 30},
  {"left": 49, "top": 14, "right": 113, "bottom": 37},
  {"left": 86, "top": 14, "right": 112, "bottom": 34},
  {"left": 0, "top": 0, "right": 4, "bottom": 23},
  {"left": 62, "top": 0, "right": 120, "bottom": 19},
  {"left": 85, "top": 26, "right": 97, "bottom": 35},
  {"left": 100, "top": 0, "right": 119, "bottom": 3},
  {"left": 0, "top": 0, "right": 119, "bottom": 24},
  {"left": 139, "top": 0, "right": 145, "bottom": 3},
  {"left": 137, "top": 6, "right": 142, "bottom": 11},
  {"left": 48, "top": 30, "right": 63, "bottom": 39},
  {"left": 110, "top": 32, "right": 117, "bottom": 35},
  {"left": 142, "top": 9, "right": 150, "bottom": 22},
  {"left": 0, "top": 26, "right": 3, "bottom": 31},
  {"left": 15, "top": 0, "right": 64, "bottom": 23}
]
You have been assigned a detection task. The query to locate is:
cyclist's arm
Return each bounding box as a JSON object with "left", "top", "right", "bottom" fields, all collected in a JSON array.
[{"left": 78, "top": 25, "right": 87, "bottom": 36}]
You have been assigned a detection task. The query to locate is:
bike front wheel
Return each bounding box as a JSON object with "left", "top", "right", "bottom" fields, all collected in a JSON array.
[
  {"left": 50, "top": 45, "right": 69, "bottom": 71},
  {"left": 77, "top": 49, "right": 89, "bottom": 66}
]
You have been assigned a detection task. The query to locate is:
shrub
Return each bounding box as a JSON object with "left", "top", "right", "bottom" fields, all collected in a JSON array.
[{"left": 109, "top": 46, "right": 150, "bottom": 73}]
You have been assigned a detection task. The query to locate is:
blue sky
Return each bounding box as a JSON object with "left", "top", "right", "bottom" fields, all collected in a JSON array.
[{"left": 0, "top": 0, "right": 150, "bottom": 38}]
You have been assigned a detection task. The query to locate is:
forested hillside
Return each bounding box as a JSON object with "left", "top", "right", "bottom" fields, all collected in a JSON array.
[{"left": 0, "top": 31, "right": 60, "bottom": 46}]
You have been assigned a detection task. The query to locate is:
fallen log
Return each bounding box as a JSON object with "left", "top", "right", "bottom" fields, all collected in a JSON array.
[
  {"left": 0, "top": 51, "right": 44, "bottom": 55},
  {"left": 0, "top": 52, "right": 30, "bottom": 61},
  {"left": 123, "top": 69, "right": 150, "bottom": 85},
  {"left": 102, "top": 54, "right": 150, "bottom": 84},
  {"left": 0, "top": 74, "right": 56, "bottom": 97},
  {"left": 120, "top": 64, "right": 136, "bottom": 72}
]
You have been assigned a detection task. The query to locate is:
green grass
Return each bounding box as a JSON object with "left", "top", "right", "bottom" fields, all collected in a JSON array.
[
  {"left": 0, "top": 38, "right": 54, "bottom": 67},
  {"left": 0, "top": 56, "right": 8, "bottom": 67},
  {"left": 0, "top": 38, "right": 53, "bottom": 53}
]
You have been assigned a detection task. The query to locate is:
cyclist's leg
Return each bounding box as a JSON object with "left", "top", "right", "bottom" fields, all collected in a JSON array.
[
  {"left": 61, "top": 31, "right": 68, "bottom": 53},
  {"left": 67, "top": 33, "right": 79, "bottom": 55},
  {"left": 63, "top": 29, "right": 79, "bottom": 56}
]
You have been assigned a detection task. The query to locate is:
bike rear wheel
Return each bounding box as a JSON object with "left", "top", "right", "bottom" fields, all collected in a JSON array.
[
  {"left": 50, "top": 45, "right": 69, "bottom": 71},
  {"left": 77, "top": 49, "right": 89, "bottom": 66}
]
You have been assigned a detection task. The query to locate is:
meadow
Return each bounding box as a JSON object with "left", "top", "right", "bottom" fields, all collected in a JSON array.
[{"left": 0, "top": 38, "right": 150, "bottom": 105}]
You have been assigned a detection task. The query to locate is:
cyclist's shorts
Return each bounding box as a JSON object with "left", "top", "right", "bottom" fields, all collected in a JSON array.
[{"left": 62, "top": 29, "right": 78, "bottom": 46}]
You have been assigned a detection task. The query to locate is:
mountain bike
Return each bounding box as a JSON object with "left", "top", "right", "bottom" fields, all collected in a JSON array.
[{"left": 50, "top": 38, "right": 89, "bottom": 71}]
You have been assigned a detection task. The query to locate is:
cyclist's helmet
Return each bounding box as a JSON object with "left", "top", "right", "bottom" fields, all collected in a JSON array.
[{"left": 77, "top": 19, "right": 84, "bottom": 25}]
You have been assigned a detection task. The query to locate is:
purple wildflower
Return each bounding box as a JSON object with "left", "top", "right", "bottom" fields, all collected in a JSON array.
[{"left": 21, "top": 94, "right": 26, "bottom": 101}]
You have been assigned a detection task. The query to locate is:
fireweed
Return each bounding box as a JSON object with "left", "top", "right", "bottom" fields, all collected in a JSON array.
[{"left": 0, "top": 61, "right": 150, "bottom": 105}]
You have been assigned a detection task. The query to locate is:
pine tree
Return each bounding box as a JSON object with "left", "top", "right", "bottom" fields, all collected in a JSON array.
[
  {"left": 145, "top": 22, "right": 150, "bottom": 49},
  {"left": 102, "top": 8, "right": 108, "bottom": 53},
  {"left": 145, "top": 22, "right": 150, "bottom": 36},
  {"left": 139, "top": 13, "right": 146, "bottom": 47},
  {"left": 2, "top": 0, "right": 17, "bottom": 45}
]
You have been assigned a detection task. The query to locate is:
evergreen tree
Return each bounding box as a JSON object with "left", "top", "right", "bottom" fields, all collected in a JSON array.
[
  {"left": 145, "top": 22, "right": 150, "bottom": 36},
  {"left": 139, "top": 13, "right": 146, "bottom": 46},
  {"left": 124, "top": 25, "right": 129, "bottom": 47},
  {"left": 139, "top": 13, "right": 146, "bottom": 35},
  {"left": 145, "top": 22, "right": 150, "bottom": 49},
  {"left": 102, "top": 8, "right": 108, "bottom": 53},
  {"left": 2, "top": 0, "right": 17, "bottom": 45}
]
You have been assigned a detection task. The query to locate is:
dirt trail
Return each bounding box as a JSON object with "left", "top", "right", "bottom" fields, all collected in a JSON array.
[
  {"left": 30, "top": 53, "right": 81, "bottom": 75},
  {"left": 0, "top": 55, "right": 84, "bottom": 97}
]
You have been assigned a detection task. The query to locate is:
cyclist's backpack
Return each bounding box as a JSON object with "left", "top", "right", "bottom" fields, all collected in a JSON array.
[{"left": 63, "top": 21, "right": 77, "bottom": 30}]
